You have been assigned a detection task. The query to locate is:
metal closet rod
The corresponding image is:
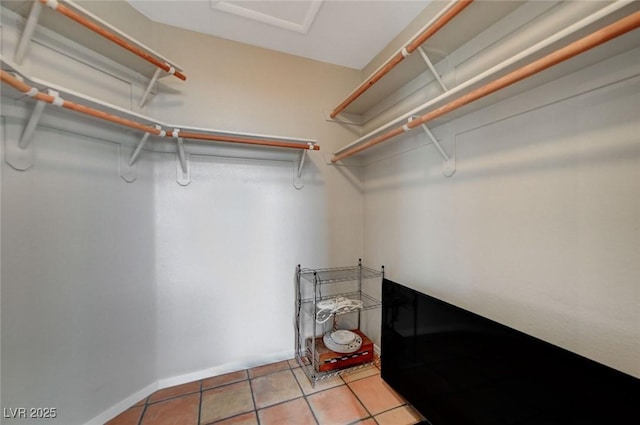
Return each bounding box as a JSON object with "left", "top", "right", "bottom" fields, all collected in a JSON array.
[
  {"left": 329, "top": 0, "right": 472, "bottom": 119},
  {"left": 0, "top": 70, "right": 320, "bottom": 151},
  {"left": 38, "top": 0, "right": 187, "bottom": 81},
  {"left": 331, "top": 10, "right": 640, "bottom": 163}
]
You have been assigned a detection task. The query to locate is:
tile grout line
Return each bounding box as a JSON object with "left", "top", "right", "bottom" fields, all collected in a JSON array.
[
  {"left": 133, "top": 359, "right": 414, "bottom": 425},
  {"left": 252, "top": 366, "right": 304, "bottom": 423},
  {"left": 202, "top": 371, "right": 249, "bottom": 392},
  {"left": 136, "top": 402, "right": 148, "bottom": 425},
  {"left": 344, "top": 375, "right": 377, "bottom": 423},
  {"left": 247, "top": 369, "right": 261, "bottom": 425},
  {"left": 207, "top": 409, "right": 259, "bottom": 425},
  {"left": 290, "top": 364, "right": 321, "bottom": 425},
  {"left": 145, "top": 389, "right": 201, "bottom": 406},
  {"left": 150, "top": 369, "right": 252, "bottom": 408},
  {"left": 349, "top": 376, "right": 419, "bottom": 424},
  {"left": 302, "top": 395, "right": 321, "bottom": 425}
]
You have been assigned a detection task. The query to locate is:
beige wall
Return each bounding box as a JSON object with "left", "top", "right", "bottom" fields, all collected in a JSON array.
[
  {"left": 359, "top": 2, "right": 640, "bottom": 379},
  {"left": 140, "top": 17, "right": 368, "bottom": 380}
]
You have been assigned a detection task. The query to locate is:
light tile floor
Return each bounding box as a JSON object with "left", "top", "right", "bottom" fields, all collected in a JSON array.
[{"left": 106, "top": 358, "right": 423, "bottom": 425}]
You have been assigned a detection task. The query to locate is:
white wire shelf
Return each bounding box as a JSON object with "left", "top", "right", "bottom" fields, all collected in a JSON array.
[
  {"left": 299, "top": 266, "right": 383, "bottom": 285},
  {"left": 300, "top": 292, "right": 381, "bottom": 319}
]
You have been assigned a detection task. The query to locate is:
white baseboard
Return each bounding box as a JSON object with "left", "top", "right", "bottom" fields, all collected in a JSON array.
[
  {"left": 85, "top": 349, "right": 295, "bottom": 425},
  {"left": 158, "top": 349, "right": 295, "bottom": 388},
  {"left": 84, "top": 381, "right": 158, "bottom": 425}
]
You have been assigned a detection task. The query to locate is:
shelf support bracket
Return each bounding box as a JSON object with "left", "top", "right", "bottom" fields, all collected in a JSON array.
[
  {"left": 119, "top": 144, "right": 137, "bottom": 183},
  {"left": 294, "top": 143, "right": 315, "bottom": 189},
  {"left": 4, "top": 88, "right": 57, "bottom": 171},
  {"left": 128, "top": 132, "right": 151, "bottom": 167},
  {"left": 19, "top": 98, "right": 46, "bottom": 150},
  {"left": 4, "top": 113, "right": 34, "bottom": 171},
  {"left": 139, "top": 68, "right": 162, "bottom": 109},
  {"left": 293, "top": 149, "right": 307, "bottom": 189},
  {"left": 128, "top": 124, "right": 161, "bottom": 166},
  {"left": 417, "top": 46, "right": 448, "bottom": 92},
  {"left": 120, "top": 125, "right": 159, "bottom": 183},
  {"left": 175, "top": 132, "right": 190, "bottom": 186},
  {"left": 411, "top": 117, "right": 455, "bottom": 177},
  {"left": 14, "top": 0, "right": 43, "bottom": 64}
]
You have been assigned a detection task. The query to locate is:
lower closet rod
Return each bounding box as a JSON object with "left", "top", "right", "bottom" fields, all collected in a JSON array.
[
  {"left": 178, "top": 131, "right": 320, "bottom": 150},
  {"left": 0, "top": 70, "right": 162, "bottom": 135},
  {"left": 331, "top": 10, "right": 640, "bottom": 163},
  {"left": 0, "top": 70, "right": 319, "bottom": 151}
]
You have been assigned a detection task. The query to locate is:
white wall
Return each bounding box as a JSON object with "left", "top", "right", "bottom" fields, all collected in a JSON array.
[
  {"left": 1, "top": 4, "right": 162, "bottom": 423},
  {"left": 363, "top": 47, "right": 640, "bottom": 378},
  {"left": 144, "top": 22, "right": 365, "bottom": 381},
  {"left": 1, "top": 112, "right": 158, "bottom": 425},
  {"left": 1, "top": 2, "right": 363, "bottom": 424}
]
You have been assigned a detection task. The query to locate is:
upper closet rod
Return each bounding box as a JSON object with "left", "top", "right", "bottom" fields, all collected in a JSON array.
[
  {"left": 38, "top": 0, "right": 187, "bottom": 81},
  {"left": 331, "top": 10, "right": 640, "bottom": 163},
  {"left": 329, "top": 0, "right": 472, "bottom": 119},
  {"left": 0, "top": 70, "right": 319, "bottom": 151}
]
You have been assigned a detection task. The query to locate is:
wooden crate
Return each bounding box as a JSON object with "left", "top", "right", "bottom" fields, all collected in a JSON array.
[{"left": 307, "top": 329, "right": 374, "bottom": 372}]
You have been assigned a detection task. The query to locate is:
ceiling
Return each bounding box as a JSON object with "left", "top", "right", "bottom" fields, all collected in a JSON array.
[{"left": 125, "top": 0, "right": 432, "bottom": 70}]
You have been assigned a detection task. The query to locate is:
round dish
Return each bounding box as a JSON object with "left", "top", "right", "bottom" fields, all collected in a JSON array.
[{"left": 323, "top": 330, "right": 363, "bottom": 353}]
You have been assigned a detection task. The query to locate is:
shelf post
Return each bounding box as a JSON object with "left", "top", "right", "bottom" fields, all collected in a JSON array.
[
  {"left": 312, "top": 271, "right": 318, "bottom": 385},
  {"left": 295, "top": 265, "right": 301, "bottom": 362},
  {"left": 357, "top": 259, "right": 362, "bottom": 330}
]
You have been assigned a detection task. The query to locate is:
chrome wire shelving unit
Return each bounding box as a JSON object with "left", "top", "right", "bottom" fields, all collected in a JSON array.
[{"left": 295, "top": 260, "right": 384, "bottom": 387}]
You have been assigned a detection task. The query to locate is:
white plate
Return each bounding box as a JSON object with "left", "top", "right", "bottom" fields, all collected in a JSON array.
[
  {"left": 331, "top": 330, "right": 356, "bottom": 344},
  {"left": 323, "top": 330, "right": 363, "bottom": 353}
]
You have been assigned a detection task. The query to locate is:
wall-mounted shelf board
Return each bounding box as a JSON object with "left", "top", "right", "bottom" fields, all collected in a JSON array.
[
  {"left": 333, "top": 1, "right": 523, "bottom": 119},
  {"left": 1, "top": 0, "right": 185, "bottom": 81},
  {"left": 330, "top": 1, "right": 640, "bottom": 165},
  {"left": 0, "top": 56, "right": 317, "bottom": 148},
  {"left": 1, "top": 56, "right": 319, "bottom": 186}
]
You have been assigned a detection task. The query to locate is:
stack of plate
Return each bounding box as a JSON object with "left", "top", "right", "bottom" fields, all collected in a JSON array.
[{"left": 323, "top": 330, "right": 363, "bottom": 353}]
